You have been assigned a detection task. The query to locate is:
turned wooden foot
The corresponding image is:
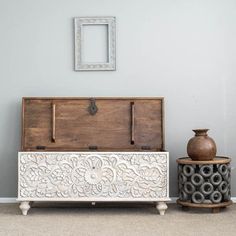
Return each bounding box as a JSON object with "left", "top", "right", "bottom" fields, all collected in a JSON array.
[
  {"left": 156, "top": 202, "right": 168, "bottom": 215},
  {"left": 19, "top": 201, "right": 30, "bottom": 216}
]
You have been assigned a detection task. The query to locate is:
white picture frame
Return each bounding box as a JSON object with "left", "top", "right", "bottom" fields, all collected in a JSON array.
[{"left": 74, "top": 16, "right": 116, "bottom": 71}]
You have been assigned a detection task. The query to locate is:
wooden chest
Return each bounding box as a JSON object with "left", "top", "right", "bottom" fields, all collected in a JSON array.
[
  {"left": 18, "top": 97, "right": 169, "bottom": 215},
  {"left": 21, "top": 97, "right": 165, "bottom": 151}
]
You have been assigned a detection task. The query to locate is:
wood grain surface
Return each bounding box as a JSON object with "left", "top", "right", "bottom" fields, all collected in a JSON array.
[
  {"left": 176, "top": 157, "right": 231, "bottom": 164},
  {"left": 177, "top": 199, "right": 232, "bottom": 209},
  {"left": 22, "top": 97, "right": 165, "bottom": 151}
]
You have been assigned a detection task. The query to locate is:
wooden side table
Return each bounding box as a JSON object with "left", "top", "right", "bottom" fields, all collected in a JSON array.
[{"left": 176, "top": 157, "right": 232, "bottom": 213}]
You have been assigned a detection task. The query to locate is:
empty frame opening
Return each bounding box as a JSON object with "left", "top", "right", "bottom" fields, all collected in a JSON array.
[{"left": 82, "top": 24, "right": 109, "bottom": 63}]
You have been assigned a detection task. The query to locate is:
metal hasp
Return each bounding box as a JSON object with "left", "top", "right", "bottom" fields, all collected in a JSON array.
[
  {"left": 89, "top": 145, "right": 98, "bottom": 150},
  {"left": 88, "top": 98, "right": 98, "bottom": 115},
  {"left": 36, "top": 146, "right": 46, "bottom": 150}
]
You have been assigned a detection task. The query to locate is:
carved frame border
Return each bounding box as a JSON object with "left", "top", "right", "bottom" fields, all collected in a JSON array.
[{"left": 74, "top": 16, "right": 116, "bottom": 71}]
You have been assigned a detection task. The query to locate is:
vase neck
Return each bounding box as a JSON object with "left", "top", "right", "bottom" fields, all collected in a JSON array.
[{"left": 193, "top": 129, "right": 209, "bottom": 136}]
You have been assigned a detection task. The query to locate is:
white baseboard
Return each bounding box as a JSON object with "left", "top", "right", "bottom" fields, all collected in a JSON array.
[
  {"left": 0, "top": 197, "right": 236, "bottom": 203},
  {"left": 169, "top": 197, "right": 178, "bottom": 203},
  {"left": 0, "top": 198, "right": 17, "bottom": 203}
]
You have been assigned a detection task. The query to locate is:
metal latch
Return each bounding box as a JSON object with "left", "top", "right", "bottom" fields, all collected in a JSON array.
[
  {"left": 36, "top": 146, "right": 46, "bottom": 150},
  {"left": 88, "top": 98, "right": 98, "bottom": 115},
  {"left": 89, "top": 145, "right": 98, "bottom": 150}
]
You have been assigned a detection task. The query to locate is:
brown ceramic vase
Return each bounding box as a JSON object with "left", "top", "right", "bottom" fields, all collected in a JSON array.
[{"left": 187, "top": 129, "right": 217, "bottom": 161}]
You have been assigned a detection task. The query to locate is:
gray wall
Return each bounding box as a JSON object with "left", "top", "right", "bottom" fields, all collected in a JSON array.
[{"left": 0, "top": 0, "right": 235, "bottom": 197}]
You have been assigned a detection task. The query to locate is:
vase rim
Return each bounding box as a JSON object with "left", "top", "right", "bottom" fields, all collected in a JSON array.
[
  {"left": 192, "top": 129, "right": 209, "bottom": 132},
  {"left": 192, "top": 129, "right": 209, "bottom": 136}
]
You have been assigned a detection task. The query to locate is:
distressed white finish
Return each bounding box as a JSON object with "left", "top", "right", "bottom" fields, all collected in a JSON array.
[
  {"left": 74, "top": 17, "right": 116, "bottom": 71},
  {"left": 19, "top": 201, "right": 30, "bottom": 216},
  {"left": 18, "top": 152, "right": 169, "bottom": 215},
  {"left": 156, "top": 202, "right": 168, "bottom": 216}
]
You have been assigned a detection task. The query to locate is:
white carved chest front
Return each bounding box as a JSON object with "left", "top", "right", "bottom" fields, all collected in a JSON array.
[{"left": 18, "top": 152, "right": 169, "bottom": 215}]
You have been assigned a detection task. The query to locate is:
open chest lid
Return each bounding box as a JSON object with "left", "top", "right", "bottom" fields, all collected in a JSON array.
[{"left": 21, "top": 97, "right": 165, "bottom": 151}]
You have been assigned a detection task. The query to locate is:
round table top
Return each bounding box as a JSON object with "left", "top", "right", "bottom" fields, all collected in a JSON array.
[{"left": 176, "top": 156, "right": 231, "bottom": 164}]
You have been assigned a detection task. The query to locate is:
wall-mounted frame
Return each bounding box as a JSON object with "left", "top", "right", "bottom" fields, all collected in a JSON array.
[{"left": 74, "top": 16, "right": 116, "bottom": 71}]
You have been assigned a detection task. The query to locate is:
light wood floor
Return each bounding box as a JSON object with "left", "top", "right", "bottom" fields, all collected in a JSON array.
[{"left": 0, "top": 203, "right": 235, "bottom": 236}]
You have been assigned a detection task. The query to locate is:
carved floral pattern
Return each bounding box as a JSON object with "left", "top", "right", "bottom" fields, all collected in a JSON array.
[{"left": 18, "top": 153, "right": 168, "bottom": 199}]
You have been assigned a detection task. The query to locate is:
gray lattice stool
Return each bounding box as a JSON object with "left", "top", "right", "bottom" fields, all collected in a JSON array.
[{"left": 176, "top": 157, "right": 232, "bottom": 213}]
